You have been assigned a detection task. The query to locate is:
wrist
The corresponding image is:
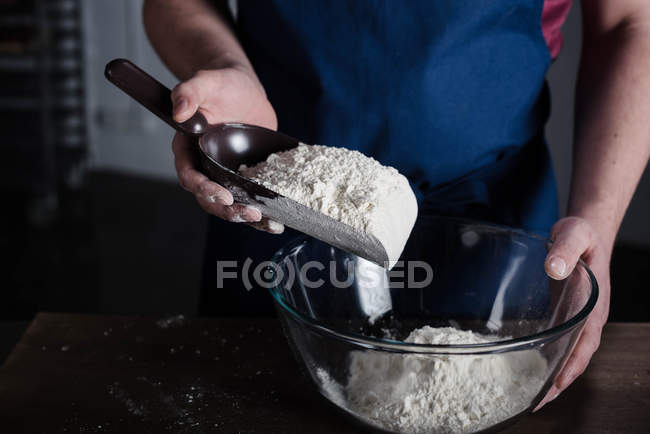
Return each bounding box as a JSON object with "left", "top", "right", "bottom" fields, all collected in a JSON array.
[
  {"left": 201, "top": 55, "right": 267, "bottom": 96},
  {"left": 201, "top": 51, "right": 245, "bottom": 70}
]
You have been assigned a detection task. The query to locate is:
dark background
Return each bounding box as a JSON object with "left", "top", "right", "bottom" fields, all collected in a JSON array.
[{"left": 0, "top": 1, "right": 648, "bottom": 359}]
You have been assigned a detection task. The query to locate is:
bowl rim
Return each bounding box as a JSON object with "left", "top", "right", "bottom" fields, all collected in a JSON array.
[{"left": 267, "top": 216, "right": 599, "bottom": 354}]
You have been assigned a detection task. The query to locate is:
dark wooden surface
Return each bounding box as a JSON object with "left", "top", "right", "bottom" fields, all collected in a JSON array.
[{"left": 0, "top": 314, "right": 648, "bottom": 433}]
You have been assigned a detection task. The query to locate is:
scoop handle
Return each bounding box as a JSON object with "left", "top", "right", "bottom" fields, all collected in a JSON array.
[{"left": 104, "top": 58, "right": 208, "bottom": 136}]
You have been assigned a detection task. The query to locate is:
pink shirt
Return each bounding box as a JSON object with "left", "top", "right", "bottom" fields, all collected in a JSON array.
[{"left": 542, "top": 0, "right": 573, "bottom": 58}]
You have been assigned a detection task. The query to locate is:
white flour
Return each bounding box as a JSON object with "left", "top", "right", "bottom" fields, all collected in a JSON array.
[
  {"left": 239, "top": 144, "right": 418, "bottom": 264},
  {"left": 318, "top": 326, "right": 547, "bottom": 434}
]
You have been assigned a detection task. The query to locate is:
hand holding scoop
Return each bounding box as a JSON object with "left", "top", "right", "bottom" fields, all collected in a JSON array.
[{"left": 104, "top": 58, "right": 390, "bottom": 266}]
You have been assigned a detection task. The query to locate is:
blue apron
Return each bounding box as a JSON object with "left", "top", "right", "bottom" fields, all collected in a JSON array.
[{"left": 200, "top": 0, "right": 558, "bottom": 316}]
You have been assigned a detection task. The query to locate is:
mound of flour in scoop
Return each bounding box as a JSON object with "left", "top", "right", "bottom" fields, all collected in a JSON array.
[
  {"left": 318, "top": 326, "right": 547, "bottom": 434},
  {"left": 239, "top": 144, "right": 418, "bottom": 264}
]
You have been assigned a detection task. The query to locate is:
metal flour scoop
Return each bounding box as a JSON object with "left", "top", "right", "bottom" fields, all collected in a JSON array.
[{"left": 104, "top": 59, "right": 389, "bottom": 266}]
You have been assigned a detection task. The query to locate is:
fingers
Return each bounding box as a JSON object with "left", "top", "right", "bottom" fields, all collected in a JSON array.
[
  {"left": 545, "top": 217, "right": 596, "bottom": 280},
  {"left": 195, "top": 193, "right": 262, "bottom": 223},
  {"left": 534, "top": 317, "right": 603, "bottom": 411},
  {"left": 247, "top": 218, "right": 285, "bottom": 234},
  {"left": 536, "top": 217, "right": 610, "bottom": 412},
  {"left": 171, "top": 73, "right": 218, "bottom": 122},
  {"left": 190, "top": 181, "right": 262, "bottom": 223},
  {"left": 172, "top": 132, "right": 265, "bottom": 224},
  {"left": 195, "top": 194, "right": 261, "bottom": 222},
  {"left": 171, "top": 131, "right": 281, "bottom": 230},
  {"left": 533, "top": 384, "right": 559, "bottom": 412},
  {"left": 172, "top": 133, "right": 234, "bottom": 205},
  {"left": 555, "top": 319, "right": 602, "bottom": 390}
]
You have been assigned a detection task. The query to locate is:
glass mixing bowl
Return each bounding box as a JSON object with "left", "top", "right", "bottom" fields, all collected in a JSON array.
[{"left": 266, "top": 215, "right": 598, "bottom": 434}]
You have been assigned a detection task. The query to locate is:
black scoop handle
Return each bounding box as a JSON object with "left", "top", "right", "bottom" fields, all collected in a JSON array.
[{"left": 104, "top": 58, "right": 208, "bottom": 137}]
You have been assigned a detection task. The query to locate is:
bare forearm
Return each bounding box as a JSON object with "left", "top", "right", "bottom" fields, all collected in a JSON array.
[
  {"left": 143, "top": 0, "right": 256, "bottom": 82},
  {"left": 569, "top": 6, "right": 650, "bottom": 251}
]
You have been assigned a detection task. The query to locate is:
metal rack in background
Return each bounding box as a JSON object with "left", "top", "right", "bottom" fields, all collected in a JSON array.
[{"left": 0, "top": 0, "right": 88, "bottom": 225}]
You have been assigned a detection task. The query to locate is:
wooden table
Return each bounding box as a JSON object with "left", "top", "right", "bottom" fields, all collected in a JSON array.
[{"left": 0, "top": 314, "right": 647, "bottom": 433}]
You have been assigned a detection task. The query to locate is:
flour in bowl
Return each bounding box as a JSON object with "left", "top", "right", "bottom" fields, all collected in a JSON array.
[
  {"left": 239, "top": 144, "right": 418, "bottom": 264},
  {"left": 318, "top": 326, "right": 547, "bottom": 434}
]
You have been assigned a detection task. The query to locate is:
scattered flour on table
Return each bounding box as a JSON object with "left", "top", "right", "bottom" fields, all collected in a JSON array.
[
  {"left": 156, "top": 314, "right": 185, "bottom": 329},
  {"left": 239, "top": 144, "right": 418, "bottom": 263},
  {"left": 318, "top": 326, "right": 547, "bottom": 434}
]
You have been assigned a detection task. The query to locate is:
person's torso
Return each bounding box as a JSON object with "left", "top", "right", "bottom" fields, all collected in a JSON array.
[{"left": 235, "top": 0, "right": 571, "bottom": 233}]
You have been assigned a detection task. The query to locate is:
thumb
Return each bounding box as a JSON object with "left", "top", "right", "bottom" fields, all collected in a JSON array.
[
  {"left": 171, "top": 75, "right": 210, "bottom": 123},
  {"left": 545, "top": 217, "right": 594, "bottom": 280}
]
